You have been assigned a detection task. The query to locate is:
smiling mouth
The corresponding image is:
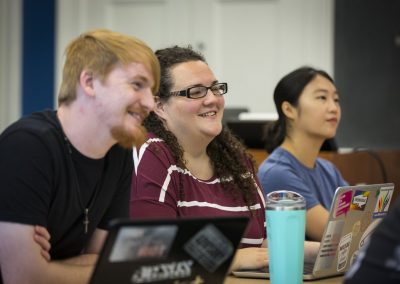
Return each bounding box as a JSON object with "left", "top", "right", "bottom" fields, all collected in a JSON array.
[
  {"left": 199, "top": 111, "right": 217, "bottom": 117},
  {"left": 128, "top": 111, "right": 144, "bottom": 123}
]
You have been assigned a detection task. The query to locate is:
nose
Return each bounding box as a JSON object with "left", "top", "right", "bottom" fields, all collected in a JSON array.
[
  {"left": 141, "top": 88, "right": 155, "bottom": 112},
  {"left": 328, "top": 97, "right": 339, "bottom": 113},
  {"left": 203, "top": 88, "right": 222, "bottom": 104}
]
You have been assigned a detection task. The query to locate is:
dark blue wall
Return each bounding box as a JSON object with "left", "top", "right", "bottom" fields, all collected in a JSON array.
[{"left": 22, "top": 0, "right": 55, "bottom": 115}]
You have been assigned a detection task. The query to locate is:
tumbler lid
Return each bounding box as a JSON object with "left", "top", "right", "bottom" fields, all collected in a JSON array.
[{"left": 266, "top": 190, "right": 306, "bottom": 211}]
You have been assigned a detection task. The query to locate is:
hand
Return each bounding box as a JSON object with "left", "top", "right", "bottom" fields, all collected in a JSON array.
[
  {"left": 230, "top": 247, "right": 268, "bottom": 272},
  {"left": 34, "top": 225, "right": 51, "bottom": 262},
  {"left": 304, "top": 241, "right": 320, "bottom": 262}
]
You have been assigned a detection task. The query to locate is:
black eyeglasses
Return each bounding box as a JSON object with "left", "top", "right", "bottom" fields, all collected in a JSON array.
[{"left": 170, "top": 82, "right": 228, "bottom": 99}]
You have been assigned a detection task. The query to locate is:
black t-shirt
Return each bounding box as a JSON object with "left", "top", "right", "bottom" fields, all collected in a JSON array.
[
  {"left": 344, "top": 195, "right": 400, "bottom": 284},
  {"left": 0, "top": 110, "right": 133, "bottom": 260}
]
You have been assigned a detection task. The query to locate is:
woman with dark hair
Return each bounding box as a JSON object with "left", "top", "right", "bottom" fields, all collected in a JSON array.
[
  {"left": 257, "top": 66, "right": 347, "bottom": 241},
  {"left": 130, "top": 46, "right": 268, "bottom": 271}
]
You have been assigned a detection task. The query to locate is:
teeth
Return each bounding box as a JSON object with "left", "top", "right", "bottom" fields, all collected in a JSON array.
[
  {"left": 200, "top": 111, "right": 216, "bottom": 117},
  {"left": 128, "top": 112, "right": 142, "bottom": 122}
]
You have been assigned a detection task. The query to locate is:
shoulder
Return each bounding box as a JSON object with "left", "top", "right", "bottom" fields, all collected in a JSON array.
[
  {"left": 316, "top": 157, "right": 348, "bottom": 185},
  {"left": 257, "top": 161, "right": 303, "bottom": 192},
  {"left": 263, "top": 147, "right": 298, "bottom": 166},
  {"left": 316, "top": 156, "right": 336, "bottom": 168},
  {"left": 0, "top": 111, "right": 65, "bottom": 158},
  {"left": 107, "top": 144, "right": 133, "bottom": 173},
  {"left": 257, "top": 148, "right": 307, "bottom": 191},
  {"left": 258, "top": 148, "right": 300, "bottom": 176},
  {"left": 258, "top": 162, "right": 301, "bottom": 184},
  {"left": 1, "top": 110, "right": 62, "bottom": 147},
  {"left": 315, "top": 157, "right": 342, "bottom": 175},
  {"left": 2, "top": 110, "right": 58, "bottom": 132},
  {"left": 108, "top": 143, "right": 133, "bottom": 160},
  {"left": 134, "top": 133, "right": 176, "bottom": 169}
]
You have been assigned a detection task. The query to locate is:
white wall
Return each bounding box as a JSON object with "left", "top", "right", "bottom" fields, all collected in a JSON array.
[
  {"left": 56, "top": 0, "right": 334, "bottom": 113},
  {"left": 0, "top": 0, "right": 334, "bottom": 133},
  {"left": 0, "top": 0, "right": 22, "bottom": 132}
]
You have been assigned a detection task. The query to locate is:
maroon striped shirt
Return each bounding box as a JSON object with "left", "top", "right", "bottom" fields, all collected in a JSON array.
[{"left": 130, "top": 134, "right": 266, "bottom": 248}]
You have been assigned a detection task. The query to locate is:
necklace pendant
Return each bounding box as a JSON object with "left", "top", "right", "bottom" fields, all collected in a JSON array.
[{"left": 83, "top": 208, "right": 89, "bottom": 234}]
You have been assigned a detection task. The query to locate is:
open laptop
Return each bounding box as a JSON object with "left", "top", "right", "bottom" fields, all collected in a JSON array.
[
  {"left": 89, "top": 216, "right": 249, "bottom": 284},
  {"left": 226, "top": 120, "right": 270, "bottom": 149},
  {"left": 226, "top": 119, "right": 337, "bottom": 151},
  {"left": 232, "top": 183, "right": 395, "bottom": 280}
]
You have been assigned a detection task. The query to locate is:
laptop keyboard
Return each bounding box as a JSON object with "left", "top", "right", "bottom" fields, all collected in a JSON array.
[
  {"left": 303, "top": 262, "right": 314, "bottom": 274},
  {"left": 259, "top": 262, "right": 314, "bottom": 274}
]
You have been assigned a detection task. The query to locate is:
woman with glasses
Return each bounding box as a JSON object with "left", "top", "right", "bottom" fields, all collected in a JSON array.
[{"left": 130, "top": 46, "right": 268, "bottom": 271}]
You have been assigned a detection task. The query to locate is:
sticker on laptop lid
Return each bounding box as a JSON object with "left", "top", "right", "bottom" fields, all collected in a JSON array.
[
  {"left": 315, "top": 219, "right": 344, "bottom": 271},
  {"left": 334, "top": 191, "right": 353, "bottom": 218},
  {"left": 360, "top": 210, "right": 373, "bottom": 232},
  {"left": 337, "top": 232, "right": 352, "bottom": 272},
  {"left": 130, "top": 259, "right": 195, "bottom": 283},
  {"left": 109, "top": 225, "right": 178, "bottom": 262},
  {"left": 350, "top": 190, "right": 370, "bottom": 211},
  {"left": 184, "top": 224, "right": 234, "bottom": 273},
  {"left": 373, "top": 187, "right": 393, "bottom": 218},
  {"left": 352, "top": 220, "right": 361, "bottom": 237}
]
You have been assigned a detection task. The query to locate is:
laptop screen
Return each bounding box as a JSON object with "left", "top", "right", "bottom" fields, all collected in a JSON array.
[{"left": 226, "top": 120, "right": 270, "bottom": 149}]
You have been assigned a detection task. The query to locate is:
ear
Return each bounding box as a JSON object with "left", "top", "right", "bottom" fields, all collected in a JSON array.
[
  {"left": 281, "top": 101, "right": 297, "bottom": 120},
  {"left": 153, "top": 96, "right": 167, "bottom": 120},
  {"left": 79, "top": 69, "right": 95, "bottom": 97}
]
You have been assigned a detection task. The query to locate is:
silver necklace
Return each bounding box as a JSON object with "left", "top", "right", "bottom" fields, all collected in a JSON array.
[{"left": 56, "top": 115, "right": 102, "bottom": 234}]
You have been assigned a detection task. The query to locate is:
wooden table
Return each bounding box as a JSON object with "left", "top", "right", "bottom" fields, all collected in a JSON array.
[{"left": 224, "top": 275, "right": 344, "bottom": 284}]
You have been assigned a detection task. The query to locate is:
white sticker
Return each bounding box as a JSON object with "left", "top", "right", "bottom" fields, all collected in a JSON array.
[
  {"left": 337, "top": 232, "right": 352, "bottom": 271},
  {"left": 109, "top": 225, "right": 177, "bottom": 262},
  {"left": 373, "top": 188, "right": 394, "bottom": 218},
  {"left": 184, "top": 224, "right": 234, "bottom": 273}
]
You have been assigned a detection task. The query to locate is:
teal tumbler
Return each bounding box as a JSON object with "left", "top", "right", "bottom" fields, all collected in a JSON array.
[{"left": 266, "top": 190, "right": 306, "bottom": 284}]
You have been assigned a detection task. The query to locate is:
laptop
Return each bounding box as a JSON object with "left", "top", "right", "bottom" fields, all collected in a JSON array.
[
  {"left": 226, "top": 120, "right": 271, "bottom": 149},
  {"left": 89, "top": 216, "right": 249, "bottom": 284},
  {"left": 226, "top": 119, "right": 337, "bottom": 151},
  {"left": 232, "top": 183, "right": 395, "bottom": 280}
]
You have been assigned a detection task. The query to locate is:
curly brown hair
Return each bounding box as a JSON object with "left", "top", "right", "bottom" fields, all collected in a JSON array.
[{"left": 144, "top": 46, "right": 259, "bottom": 210}]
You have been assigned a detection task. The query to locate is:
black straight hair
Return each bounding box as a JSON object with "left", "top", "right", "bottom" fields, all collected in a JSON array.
[{"left": 264, "top": 66, "right": 334, "bottom": 153}]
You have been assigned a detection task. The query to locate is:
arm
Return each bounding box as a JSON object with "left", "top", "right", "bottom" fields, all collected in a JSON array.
[
  {"left": 304, "top": 241, "right": 320, "bottom": 263},
  {"left": 34, "top": 227, "right": 104, "bottom": 266},
  {"left": 85, "top": 228, "right": 107, "bottom": 254},
  {"left": 306, "top": 205, "right": 330, "bottom": 241},
  {"left": 230, "top": 247, "right": 268, "bottom": 272},
  {"left": 57, "top": 228, "right": 107, "bottom": 266},
  {"left": 0, "top": 131, "right": 96, "bottom": 283},
  {"left": 229, "top": 241, "right": 320, "bottom": 272},
  {"left": 231, "top": 161, "right": 268, "bottom": 273},
  {"left": 0, "top": 222, "right": 95, "bottom": 284}
]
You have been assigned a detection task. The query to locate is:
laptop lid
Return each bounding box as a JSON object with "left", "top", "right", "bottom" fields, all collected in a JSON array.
[
  {"left": 226, "top": 120, "right": 270, "bottom": 149},
  {"left": 232, "top": 183, "right": 395, "bottom": 280},
  {"left": 90, "top": 216, "right": 249, "bottom": 284},
  {"left": 311, "top": 183, "right": 394, "bottom": 279}
]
